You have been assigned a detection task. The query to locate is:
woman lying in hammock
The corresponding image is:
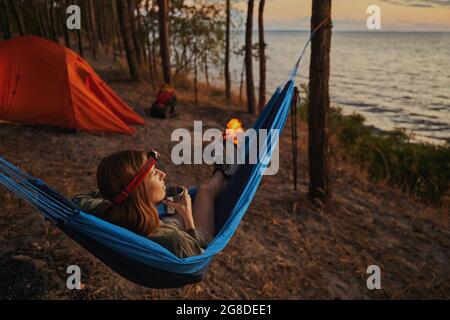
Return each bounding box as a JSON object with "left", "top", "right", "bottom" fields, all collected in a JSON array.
[{"left": 72, "top": 149, "right": 237, "bottom": 258}]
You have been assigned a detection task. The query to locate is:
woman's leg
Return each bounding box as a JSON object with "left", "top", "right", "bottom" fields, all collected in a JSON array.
[{"left": 192, "top": 171, "right": 226, "bottom": 236}]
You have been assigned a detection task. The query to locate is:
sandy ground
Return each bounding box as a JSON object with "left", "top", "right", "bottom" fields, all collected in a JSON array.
[{"left": 0, "top": 58, "right": 449, "bottom": 300}]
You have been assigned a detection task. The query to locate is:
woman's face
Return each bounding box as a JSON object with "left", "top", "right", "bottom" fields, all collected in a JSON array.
[{"left": 146, "top": 167, "right": 167, "bottom": 203}]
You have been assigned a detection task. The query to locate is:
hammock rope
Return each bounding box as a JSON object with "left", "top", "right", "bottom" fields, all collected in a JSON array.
[
  {"left": 290, "top": 86, "right": 300, "bottom": 190},
  {"left": 0, "top": 157, "right": 78, "bottom": 223},
  {"left": 288, "top": 15, "right": 331, "bottom": 81}
]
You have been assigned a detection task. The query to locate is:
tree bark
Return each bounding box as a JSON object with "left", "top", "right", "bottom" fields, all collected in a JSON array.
[
  {"left": 61, "top": 0, "right": 71, "bottom": 47},
  {"left": 258, "top": 0, "right": 266, "bottom": 111},
  {"left": 87, "top": 0, "right": 98, "bottom": 60},
  {"left": 74, "top": 0, "right": 84, "bottom": 57},
  {"left": 42, "top": 0, "right": 53, "bottom": 38},
  {"left": 239, "top": 59, "right": 245, "bottom": 105},
  {"left": 308, "top": 0, "right": 332, "bottom": 202},
  {"left": 111, "top": 0, "right": 122, "bottom": 59},
  {"left": 0, "top": 14, "right": 4, "bottom": 39},
  {"left": 136, "top": 0, "right": 148, "bottom": 65},
  {"left": 224, "top": 0, "right": 231, "bottom": 103},
  {"left": 8, "top": 0, "right": 26, "bottom": 35},
  {"left": 31, "top": 0, "right": 44, "bottom": 38},
  {"left": 38, "top": 1, "right": 49, "bottom": 39},
  {"left": 245, "top": 0, "right": 256, "bottom": 114},
  {"left": 204, "top": 50, "right": 210, "bottom": 89},
  {"left": 1, "top": 0, "right": 13, "bottom": 39},
  {"left": 48, "top": 0, "right": 59, "bottom": 42},
  {"left": 158, "top": 0, "right": 171, "bottom": 84},
  {"left": 144, "top": 0, "right": 155, "bottom": 87},
  {"left": 194, "top": 45, "right": 199, "bottom": 105},
  {"left": 128, "top": 0, "right": 142, "bottom": 65},
  {"left": 117, "top": 0, "right": 142, "bottom": 82},
  {"left": 97, "top": 0, "right": 105, "bottom": 48},
  {"left": 76, "top": 28, "right": 84, "bottom": 56},
  {"left": 151, "top": 3, "right": 159, "bottom": 79}
]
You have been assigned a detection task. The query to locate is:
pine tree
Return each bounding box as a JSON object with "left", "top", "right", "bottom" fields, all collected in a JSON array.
[{"left": 308, "top": 0, "right": 332, "bottom": 201}]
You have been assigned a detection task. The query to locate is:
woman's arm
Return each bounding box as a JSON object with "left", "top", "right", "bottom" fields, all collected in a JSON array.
[
  {"left": 72, "top": 191, "right": 109, "bottom": 214},
  {"left": 162, "top": 187, "right": 195, "bottom": 230},
  {"left": 150, "top": 224, "right": 207, "bottom": 258}
]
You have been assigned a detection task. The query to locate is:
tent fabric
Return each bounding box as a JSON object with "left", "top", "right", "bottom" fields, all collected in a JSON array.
[{"left": 0, "top": 36, "right": 144, "bottom": 134}]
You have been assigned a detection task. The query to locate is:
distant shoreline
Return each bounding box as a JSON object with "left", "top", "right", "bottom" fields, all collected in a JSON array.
[{"left": 263, "top": 30, "right": 450, "bottom": 33}]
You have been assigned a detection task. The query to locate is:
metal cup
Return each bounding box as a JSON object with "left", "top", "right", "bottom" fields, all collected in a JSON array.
[{"left": 164, "top": 186, "right": 185, "bottom": 214}]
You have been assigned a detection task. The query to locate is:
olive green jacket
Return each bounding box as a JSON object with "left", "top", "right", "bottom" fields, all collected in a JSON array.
[{"left": 72, "top": 191, "right": 212, "bottom": 258}]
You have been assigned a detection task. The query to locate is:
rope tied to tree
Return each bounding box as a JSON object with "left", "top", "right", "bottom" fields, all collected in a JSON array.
[
  {"left": 288, "top": 15, "right": 332, "bottom": 81},
  {"left": 290, "top": 86, "right": 301, "bottom": 190}
]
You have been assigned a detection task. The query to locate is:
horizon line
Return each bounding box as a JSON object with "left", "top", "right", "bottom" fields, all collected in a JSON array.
[{"left": 263, "top": 29, "right": 450, "bottom": 33}]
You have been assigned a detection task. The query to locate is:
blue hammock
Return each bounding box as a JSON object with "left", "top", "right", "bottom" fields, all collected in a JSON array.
[{"left": 0, "top": 63, "right": 302, "bottom": 288}]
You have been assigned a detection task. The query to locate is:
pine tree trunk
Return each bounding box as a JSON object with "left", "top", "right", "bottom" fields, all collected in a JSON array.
[
  {"left": 111, "top": 0, "right": 122, "bottom": 59},
  {"left": 88, "top": 0, "right": 98, "bottom": 60},
  {"left": 48, "top": 0, "right": 59, "bottom": 42},
  {"left": 56, "top": 0, "right": 66, "bottom": 39},
  {"left": 97, "top": 0, "right": 105, "bottom": 48},
  {"left": 158, "top": 0, "right": 171, "bottom": 84},
  {"left": 150, "top": 2, "right": 159, "bottom": 79},
  {"left": 0, "top": 10, "right": 4, "bottom": 38},
  {"left": 245, "top": 0, "right": 256, "bottom": 114},
  {"left": 239, "top": 59, "right": 245, "bottom": 105},
  {"left": 1, "top": 0, "right": 13, "bottom": 39},
  {"left": 0, "top": 15, "right": 4, "bottom": 39},
  {"left": 117, "top": 0, "right": 142, "bottom": 82},
  {"left": 61, "top": 0, "right": 71, "bottom": 47},
  {"left": 135, "top": 0, "right": 147, "bottom": 67},
  {"left": 31, "top": 0, "right": 43, "bottom": 38},
  {"left": 181, "top": 45, "right": 188, "bottom": 71},
  {"left": 73, "top": 0, "right": 84, "bottom": 57},
  {"left": 128, "top": 0, "right": 142, "bottom": 65},
  {"left": 225, "top": 0, "right": 231, "bottom": 103},
  {"left": 194, "top": 44, "right": 198, "bottom": 105},
  {"left": 76, "top": 28, "right": 84, "bottom": 56},
  {"left": 0, "top": 10, "right": 5, "bottom": 39},
  {"left": 38, "top": 2, "right": 49, "bottom": 39},
  {"left": 308, "top": 0, "right": 332, "bottom": 202},
  {"left": 42, "top": 0, "right": 53, "bottom": 39},
  {"left": 8, "top": 0, "right": 26, "bottom": 35},
  {"left": 204, "top": 51, "right": 210, "bottom": 89},
  {"left": 144, "top": 0, "right": 156, "bottom": 88},
  {"left": 258, "top": 0, "right": 266, "bottom": 111},
  {"left": 146, "top": 31, "right": 155, "bottom": 88}
]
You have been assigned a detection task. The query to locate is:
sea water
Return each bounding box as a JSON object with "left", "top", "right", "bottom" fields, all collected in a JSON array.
[{"left": 215, "top": 31, "right": 450, "bottom": 145}]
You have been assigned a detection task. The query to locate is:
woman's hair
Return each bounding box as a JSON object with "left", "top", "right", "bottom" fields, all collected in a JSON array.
[{"left": 95, "top": 150, "right": 160, "bottom": 237}]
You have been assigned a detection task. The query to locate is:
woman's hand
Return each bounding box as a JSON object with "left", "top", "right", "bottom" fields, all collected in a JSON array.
[{"left": 163, "top": 187, "right": 195, "bottom": 230}]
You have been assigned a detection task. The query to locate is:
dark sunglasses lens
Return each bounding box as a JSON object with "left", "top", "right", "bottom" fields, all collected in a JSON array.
[{"left": 149, "top": 150, "right": 159, "bottom": 161}]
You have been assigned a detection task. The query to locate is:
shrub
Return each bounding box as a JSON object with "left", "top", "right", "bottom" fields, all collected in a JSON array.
[{"left": 298, "top": 101, "right": 450, "bottom": 204}]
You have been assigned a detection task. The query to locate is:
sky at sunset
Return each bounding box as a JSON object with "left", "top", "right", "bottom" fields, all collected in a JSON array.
[{"left": 241, "top": 0, "right": 450, "bottom": 31}]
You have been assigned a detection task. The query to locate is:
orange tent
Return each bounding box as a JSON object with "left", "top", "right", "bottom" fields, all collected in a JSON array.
[{"left": 0, "top": 36, "right": 145, "bottom": 134}]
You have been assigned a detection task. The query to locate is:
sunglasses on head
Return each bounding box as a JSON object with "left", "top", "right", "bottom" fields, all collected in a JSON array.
[{"left": 111, "top": 150, "right": 160, "bottom": 204}]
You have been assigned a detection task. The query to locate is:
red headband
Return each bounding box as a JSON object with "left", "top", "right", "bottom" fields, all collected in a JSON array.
[{"left": 111, "top": 150, "right": 159, "bottom": 204}]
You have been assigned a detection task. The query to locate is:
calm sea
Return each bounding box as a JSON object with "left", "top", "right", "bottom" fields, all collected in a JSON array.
[{"left": 221, "top": 31, "right": 450, "bottom": 145}]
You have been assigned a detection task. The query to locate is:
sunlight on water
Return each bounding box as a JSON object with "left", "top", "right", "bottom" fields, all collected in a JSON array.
[{"left": 217, "top": 31, "right": 450, "bottom": 145}]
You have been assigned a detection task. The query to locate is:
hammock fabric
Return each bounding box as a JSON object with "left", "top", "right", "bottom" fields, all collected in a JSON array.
[{"left": 0, "top": 58, "right": 303, "bottom": 288}]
